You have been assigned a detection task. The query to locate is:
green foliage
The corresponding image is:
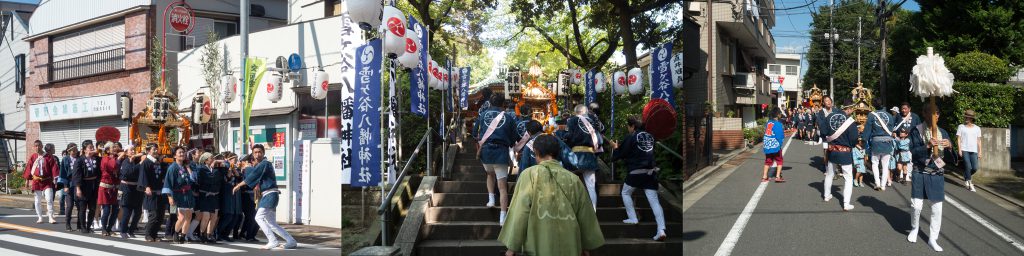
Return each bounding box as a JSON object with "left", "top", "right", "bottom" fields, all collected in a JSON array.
[
  {"left": 917, "top": 0, "right": 1024, "bottom": 65},
  {"left": 149, "top": 37, "right": 163, "bottom": 90},
  {"left": 938, "top": 82, "right": 1019, "bottom": 133},
  {"left": 200, "top": 30, "right": 223, "bottom": 108},
  {"left": 946, "top": 51, "right": 1016, "bottom": 83},
  {"left": 743, "top": 126, "right": 764, "bottom": 145},
  {"left": 8, "top": 170, "right": 26, "bottom": 192},
  {"left": 756, "top": 117, "right": 768, "bottom": 127}
]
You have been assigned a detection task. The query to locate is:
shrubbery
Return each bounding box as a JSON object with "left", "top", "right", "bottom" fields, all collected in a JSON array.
[{"left": 946, "top": 51, "right": 1016, "bottom": 84}]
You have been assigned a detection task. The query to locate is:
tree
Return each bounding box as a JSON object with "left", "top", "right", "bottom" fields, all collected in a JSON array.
[
  {"left": 401, "top": 0, "right": 498, "bottom": 59},
  {"left": 875, "top": 0, "right": 910, "bottom": 107},
  {"left": 200, "top": 30, "right": 223, "bottom": 111},
  {"left": 605, "top": 0, "right": 682, "bottom": 67},
  {"left": 804, "top": 0, "right": 882, "bottom": 102},
  {"left": 508, "top": 0, "right": 620, "bottom": 70},
  {"left": 149, "top": 37, "right": 163, "bottom": 90},
  {"left": 916, "top": 0, "right": 1024, "bottom": 66}
]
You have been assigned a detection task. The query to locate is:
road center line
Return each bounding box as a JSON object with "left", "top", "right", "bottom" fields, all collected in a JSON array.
[
  {"left": 945, "top": 197, "right": 1024, "bottom": 253},
  {"left": 713, "top": 136, "right": 792, "bottom": 256}
]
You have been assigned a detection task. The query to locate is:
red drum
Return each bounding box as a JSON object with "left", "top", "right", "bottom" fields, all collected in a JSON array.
[{"left": 642, "top": 99, "right": 678, "bottom": 140}]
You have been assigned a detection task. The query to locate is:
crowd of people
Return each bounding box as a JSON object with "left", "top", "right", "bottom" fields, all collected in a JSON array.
[
  {"left": 762, "top": 95, "right": 984, "bottom": 252},
  {"left": 22, "top": 139, "right": 297, "bottom": 250},
  {"left": 469, "top": 88, "right": 669, "bottom": 256}
]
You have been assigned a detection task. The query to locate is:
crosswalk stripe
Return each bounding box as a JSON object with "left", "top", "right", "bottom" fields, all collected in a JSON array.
[
  {"left": 0, "top": 246, "right": 39, "bottom": 256},
  {"left": 43, "top": 232, "right": 192, "bottom": 255},
  {"left": 222, "top": 242, "right": 336, "bottom": 250},
  {"left": 170, "top": 243, "right": 246, "bottom": 253},
  {"left": 0, "top": 234, "right": 123, "bottom": 256}
]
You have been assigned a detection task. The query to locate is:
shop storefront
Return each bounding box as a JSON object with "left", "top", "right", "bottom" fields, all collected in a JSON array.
[{"left": 31, "top": 93, "right": 129, "bottom": 147}]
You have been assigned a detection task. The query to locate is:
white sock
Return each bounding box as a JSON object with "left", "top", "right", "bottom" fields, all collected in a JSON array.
[
  {"left": 499, "top": 211, "right": 507, "bottom": 226},
  {"left": 488, "top": 193, "right": 496, "bottom": 203}
]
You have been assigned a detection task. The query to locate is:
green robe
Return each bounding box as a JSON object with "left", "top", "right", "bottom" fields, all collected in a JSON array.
[{"left": 498, "top": 159, "right": 605, "bottom": 256}]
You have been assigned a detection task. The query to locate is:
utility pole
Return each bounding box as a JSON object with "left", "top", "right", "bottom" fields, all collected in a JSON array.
[
  {"left": 857, "top": 16, "right": 862, "bottom": 85},
  {"left": 239, "top": 0, "right": 249, "bottom": 155},
  {"left": 828, "top": 0, "right": 834, "bottom": 98},
  {"left": 706, "top": 0, "right": 713, "bottom": 113}
]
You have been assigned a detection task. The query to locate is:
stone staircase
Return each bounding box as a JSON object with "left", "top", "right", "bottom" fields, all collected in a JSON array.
[{"left": 415, "top": 143, "right": 682, "bottom": 255}]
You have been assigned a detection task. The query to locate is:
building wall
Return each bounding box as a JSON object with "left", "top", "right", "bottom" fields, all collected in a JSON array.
[
  {"left": 25, "top": 10, "right": 153, "bottom": 148},
  {"left": 685, "top": 1, "right": 774, "bottom": 116},
  {"left": 1, "top": 11, "right": 31, "bottom": 162}
]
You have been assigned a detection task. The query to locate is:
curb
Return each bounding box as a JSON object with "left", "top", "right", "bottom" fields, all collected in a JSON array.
[
  {"left": 944, "top": 171, "right": 1024, "bottom": 210},
  {"left": 682, "top": 145, "right": 756, "bottom": 194}
]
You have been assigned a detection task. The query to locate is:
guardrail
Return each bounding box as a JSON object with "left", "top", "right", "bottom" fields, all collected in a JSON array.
[
  {"left": 50, "top": 48, "right": 125, "bottom": 82},
  {"left": 377, "top": 126, "right": 430, "bottom": 246}
]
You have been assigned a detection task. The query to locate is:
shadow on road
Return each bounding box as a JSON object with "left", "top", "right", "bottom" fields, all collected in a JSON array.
[
  {"left": 682, "top": 231, "right": 706, "bottom": 241},
  {"left": 807, "top": 182, "right": 826, "bottom": 199},
  {"left": 809, "top": 156, "right": 825, "bottom": 174},
  {"left": 857, "top": 196, "right": 911, "bottom": 234}
]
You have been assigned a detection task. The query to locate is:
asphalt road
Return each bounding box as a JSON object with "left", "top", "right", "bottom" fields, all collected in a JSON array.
[
  {"left": 683, "top": 136, "right": 1024, "bottom": 256},
  {"left": 0, "top": 207, "right": 340, "bottom": 256}
]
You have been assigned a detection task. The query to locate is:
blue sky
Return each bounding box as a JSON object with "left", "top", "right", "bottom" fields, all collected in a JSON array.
[{"left": 772, "top": 0, "right": 919, "bottom": 54}]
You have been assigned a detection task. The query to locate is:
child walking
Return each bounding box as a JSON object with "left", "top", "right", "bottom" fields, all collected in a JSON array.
[
  {"left": 895, "top": 128, "right": 912, "bottom": 184},
  {"left": 853, "top": 141, "right": 867, "bottom": 187}
]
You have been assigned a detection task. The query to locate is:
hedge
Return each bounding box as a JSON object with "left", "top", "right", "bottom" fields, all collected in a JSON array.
[
  {"left": 936, "top": 82, "right": 1022, "bottom": 139},
  {"left": 946, "top": 51, "right": 1016, "bottom": 84}
]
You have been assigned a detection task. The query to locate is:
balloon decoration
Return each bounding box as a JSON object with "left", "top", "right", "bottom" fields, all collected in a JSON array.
[
  {"left": 396, "top": 30, "right": 420, "bottom": 69},
  {"left": 594, "top": 72, "right": 606, "bottom": 93},
  {"left": 381, "top": 6, "right": 407, "bottom": 58},
  {"left": 265, "top": 75, "right": 283, "bottom": 103},
  {"left": 220, "top": 74, "right": 236, "bottom": 103},
  {"left": 310, "top": 70, "right": 329, "bottom": 100},
  {"left": 346, "top": 0, "right": 382, "bottom": 31},
  {"left": 671, "top": 52, "right": 684, "bottom": 88},
  {"left": 627, "top": 67, "right": 643, "bottom": 95},
  {"left": 613, "top": 71, "right": 627, "bottom": 95}
]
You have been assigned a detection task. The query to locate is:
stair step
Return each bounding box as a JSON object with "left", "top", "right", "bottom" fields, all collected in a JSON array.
[
  {"left": 435, "top": 181, "right": 624, "bottom": 195},
  {"left": 416, "top": 238, "right": 682, "bottom": 256},
  {"left": 421, "top": 221, "right": 680, "bottom": 240},
  {"left": 426, "top": 206, "right": 662, "bottom": 223},
  {"left": 431, "top": 193, "right": 654, "bottom": 208}
]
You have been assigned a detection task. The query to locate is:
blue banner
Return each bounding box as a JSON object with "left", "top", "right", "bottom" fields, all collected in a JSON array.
[
  {"left": 460, "top": 67, "right": 470, "bottom": 110},
  {"left": 651, "top": 43, "right": 675, "bottom": 107},
  {"left": 446, "top": 61, "right": 453, "bottom": 112},
  {"left": 351, "top": 39, "right": 383, "bottom": 188},
  {"left": 585, "top": 69, "right": 595, "bottom": 105},
  {"left": 408, "top": 17, "right": 428, "bottom": 117}
]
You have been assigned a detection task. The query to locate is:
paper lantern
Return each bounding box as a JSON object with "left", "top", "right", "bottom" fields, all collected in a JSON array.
[
  {"left": 310, "top": 70, "right": 329, "bottom": 100},
  {"left": 594, "top": 72, "right": 606, "bottom": 93},
  {"left": 396, "top": 30, "right": 420, "bottom": 69},
  {"left": 220, "top": 74, "right": 236, "bottom": 103},
  {"left": 450, "top": 67, "right": 460, "bottom": 84},
  {"left": 346, "top": 0, "right": 382, "bottom": 31},
  {"left": 439, "top": 67, "right": 450, "bottom": 89},
  {"left": 671, "top": 52, "right": 684, "bottom": 88},
  {"left": 193, "top": 95, "right": 212, "bottom": 124},
  {"left": 265, "top": 75, "right": 283, "bottom": 103},
  {"left": 381, "top": 6, "right": 407, "bottom": 58},
  {"left": 431, "top": 61, "right": 443, "bottom": 90},
  {"left": 627, "top": 67, "right": 643, "bottom": 95},
  {"left": 613, "top": 71, "right": 627, "bottom": 95},
  {"left": 570, "top": 69, "right": 583, "bottom": 85}
]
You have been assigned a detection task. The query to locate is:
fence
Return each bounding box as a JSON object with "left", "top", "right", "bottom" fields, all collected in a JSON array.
[{"left": 50, "top": 48, "right": 125, "bottom": 82}]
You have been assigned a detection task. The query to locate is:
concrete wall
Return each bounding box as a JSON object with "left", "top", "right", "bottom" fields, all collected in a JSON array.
[
  {"left": 1, "top": 11, "right": 30, "bottom": 162},
  {"left": 975, "top": 127, "right": 1012, "bottom": 176}
]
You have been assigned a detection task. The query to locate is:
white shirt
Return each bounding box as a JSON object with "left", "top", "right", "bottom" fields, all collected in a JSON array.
[{"left": 956, "top": 124, "right": 981, "bottom": 153}]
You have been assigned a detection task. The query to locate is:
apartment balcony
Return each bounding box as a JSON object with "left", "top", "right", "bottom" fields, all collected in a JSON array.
[
  {"left": 716, "top": 0, "right": 775, "bottom": 62},
  {"left": 49, "top": 47, "right": 125, "bottom": 82}
]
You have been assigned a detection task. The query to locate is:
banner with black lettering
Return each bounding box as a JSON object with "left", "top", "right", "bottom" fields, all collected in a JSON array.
[{"left": 351, "top": 39, "right": 383, "bottom": 188}]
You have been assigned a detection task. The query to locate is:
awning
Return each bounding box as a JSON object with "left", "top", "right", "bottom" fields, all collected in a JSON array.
[{"left": 219, "top": 107, "right": 296, "bottom": 119}]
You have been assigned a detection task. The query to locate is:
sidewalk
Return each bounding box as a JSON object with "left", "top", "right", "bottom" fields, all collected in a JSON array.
[
  {"left": 945, "top": 160, "right": 1024, "bottom": 209},
  {"left": 0, "top": 193, "right": 340, "bottom": 248}
]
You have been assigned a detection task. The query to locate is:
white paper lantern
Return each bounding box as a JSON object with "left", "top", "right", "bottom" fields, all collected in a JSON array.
[
  {"left": 310, "top": 70, "right": 329, "bottom": 100},
  {"left": 265, "top": 75, "right": 283, "bottom": 103},
  {"left": 396, "top": 30, "right": 420, "bottom": 69},
  {"left": 220, "top": 74, "right": 237, "bottom": 103},
  {"left": 594, "top": 72, "right": 606, "bottom": 93},
  {"left": 627, "top": 67, "right": 643, "bottom": 95},
  {"left": 613, "top": 71, "right": 627, "bottom": 95},
  {"left": 193, "top": 95, "right": 212, "bottom": 124},
  {"left": 440, "top": 67, "right": 450, "bottom": 89},
  {"left": 450, "top": 67, "right": 460, "bottom": 84},
  {"left": 572, "top": 69, "right": 584, "bottom": 85},
  {"left": 381, "top": 6, "right": 407, "bottom": 57},
  {"left": 671, "top": 52, "right": 684, "bottom": 88},
  {"left": 346, "top": 0, "right": 382, "bottom": 31},
  {"left": 428, "top": 60, "right": 440, "bottom": 89}
]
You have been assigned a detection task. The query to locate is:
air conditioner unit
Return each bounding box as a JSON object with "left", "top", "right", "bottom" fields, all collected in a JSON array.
[
  {"left": 733, "top": 72, "right": 756, "bottom": 89},
  {"left": 687, "top": 2, "right": 701, "bottom": 15}
]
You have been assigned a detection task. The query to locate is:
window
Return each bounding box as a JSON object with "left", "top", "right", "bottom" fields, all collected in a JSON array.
[
  {"left": 185, "top": 18, "right": 238, "bottom": 50},
  {"left": 15, "top": 54, "right": 25, "bottom": 94},
  {"left": 768, "top": 64, "right": 780, "bottom": 75},
  {"left": 785, "top": 65, "right": 798, "bottom": 76},
  {"left": 50, "top": 20, "right": 126, "bottom": 81}
]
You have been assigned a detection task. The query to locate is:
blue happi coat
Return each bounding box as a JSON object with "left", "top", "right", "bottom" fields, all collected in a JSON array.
[
  {"left": 862, "top": 109, "right": 897, "bottom": 154},
  {"left": 473, "top": 106, "right": 521, "bottom": 165},
  {"left": 244, "top": 160, "right": 280, "bottom": 208}
]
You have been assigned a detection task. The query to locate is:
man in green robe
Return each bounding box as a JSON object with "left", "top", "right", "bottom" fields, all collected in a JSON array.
[{"left": 499, "top": 135, "right": 605, "bottom": 256}]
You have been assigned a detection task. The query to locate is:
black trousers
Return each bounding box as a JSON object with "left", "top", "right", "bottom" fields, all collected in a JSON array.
[
  {"left": 118, "top": 203, "right": 142, "bottom": 234},
  {"left": 76, "top": 182, "right": 98, "bottom": 231},
  {"left": 143, "top": 195, "right": 167, "bottom": 240},
  {"left": 64, "top": 185, "right": 77, "bottom": 230},
  {"left": 165, "top": 209, "right": 177, "bottom": 237},
  {"left": 215, "top": 213, "right": 238, "bottom": 239},
  {"left": 238, "top": 193, "right": 258, "bottom": 239}
]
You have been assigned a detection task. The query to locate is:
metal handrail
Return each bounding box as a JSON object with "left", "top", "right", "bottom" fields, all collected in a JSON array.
[
  {"left": 442, "top": 108, "right": 462, "bottom": 180},
  {"left": 377, "top": 126, "right": 430, "bottom": 246},
  {"left": 378, "top": 126, "right": 431, "bottom": 216}
]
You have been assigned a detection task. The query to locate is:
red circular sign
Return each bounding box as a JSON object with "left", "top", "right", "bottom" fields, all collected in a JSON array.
[
  {"left": 405, "top": 38, "right": 417, "bottom": 53},
  {"left": 267, "top": 83, "right": 275, "bottom": 93},
  {"left": 169, "top": 5, "right": 195, "bottom": 33},
  {"left": 321, "top": 80, "right": 329, "bottom": 91},
  {"left": 387, "top": 17, "right": 405, "bottom": 37},
  {"left": 202, "top": 100, "right": 211, "bottom": 115}
]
